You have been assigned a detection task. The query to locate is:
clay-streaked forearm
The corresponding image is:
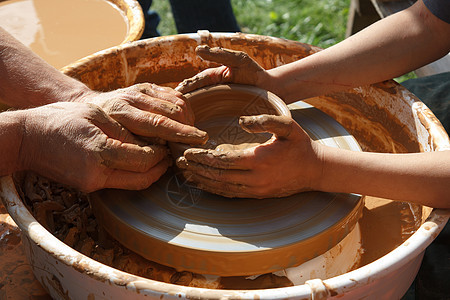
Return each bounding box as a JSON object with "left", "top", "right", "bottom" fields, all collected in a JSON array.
[
  {"left": 264, "top": 0, "right": 450, "bottom": 103},
  {"left": 0, "top": 27, "right": 91, "bottom": 108},
  {"left": 315, "top": 145, "right": 450, "bottom": 208}
]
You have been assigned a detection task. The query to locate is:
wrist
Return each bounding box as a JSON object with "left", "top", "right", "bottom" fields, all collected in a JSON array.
[
  {"left": 64, "top": 82, "right": 97, "bottom": 103},
  {"left": 308, "top": 141, "right": 327, "bottom": 191},
  {"left": 258, "top": 70, "right": 282, "bottom": 99},
  {"left": 16, "top": 108, "right": 48, "bottom": 173},
  {"left": 0, "top": 110, "right": 26, "bottom": 174}
]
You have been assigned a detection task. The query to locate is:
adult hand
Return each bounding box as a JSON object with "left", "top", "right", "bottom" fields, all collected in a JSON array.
[
  {"left": 176, "top": 115, "right": 323, "bottom": 198},
  {"left": 19, "top": 102, "right": 170, "bottom": 192},
  {"left": 78, "top": 83, "right": 208, "bottom": 145},
  {"left": 175, "top": 45, "right": 270, "bottom": 94}
]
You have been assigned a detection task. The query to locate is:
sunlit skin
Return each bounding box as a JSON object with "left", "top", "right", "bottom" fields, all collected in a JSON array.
[
  {"left": 0, "top": 27, "right": 207, "bottom": 192},
  {"left": 176, "top": 0, "right": 450, "bottom": 208}
]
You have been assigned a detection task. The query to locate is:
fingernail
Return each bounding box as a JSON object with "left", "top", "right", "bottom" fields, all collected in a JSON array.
[
  {"left": 239, "top": 115, "right": 260, "bottom": 132},
  {"left": 179, "top": 130, "right": 208, "bottom": 144},
  {"left": 185, "top": 148, "right": 209, "bottom": 156}
]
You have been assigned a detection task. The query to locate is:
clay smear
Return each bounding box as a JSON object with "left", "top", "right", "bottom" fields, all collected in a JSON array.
[
  {"left": 0, "top": 0, "right": 128, "bottom": 69},
  {"left": 0, "top": 203, "right": 48, "bottom": 298},
  {"left": 196, "top": 117, "right": 269, "bottom": 151}
]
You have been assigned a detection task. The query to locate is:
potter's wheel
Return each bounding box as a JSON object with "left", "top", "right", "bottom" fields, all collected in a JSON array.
[{"left": 90, "top": 101, "right": 364, "bottom": 276}]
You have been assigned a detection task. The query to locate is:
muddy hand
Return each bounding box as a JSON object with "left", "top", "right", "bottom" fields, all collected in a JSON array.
[
  {"left": 176, "top": 46, "right": 269, "bottom": 94},
  {"left": 177, "top": 114, "right": 323, "bottom": 198},
  {"left": 19, "top": 102, "right": 171, "bottom": 192},
  {"left": 78, "top": 83, "right": 207, "bottom": 145}
]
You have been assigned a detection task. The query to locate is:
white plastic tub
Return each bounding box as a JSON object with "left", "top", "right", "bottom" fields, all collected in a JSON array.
[{"left": 1, "top": 32, "right": 449, "bottom": 299}]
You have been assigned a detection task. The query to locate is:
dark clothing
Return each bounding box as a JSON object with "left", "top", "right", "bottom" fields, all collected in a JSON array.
[
  {"left": 137, "top": 0, "right": 240, "bottom": 39},
  {"left": 423, "top": 0, "right": 450, "bottom": 24},
  {"left": 402, "top": 11, "right": 449, "bottom": 300},
  {"left": 137, "top": 0, "right": 161, "bottom": 38},
  {"left": 168, "top": 0, "right": 240, "bottom": 34},
  {"left": 401, "top": 72, "right": 450, "bottom": 300},
  {"left": 402, "top": 72, "right": 450, "bottom": 134}
]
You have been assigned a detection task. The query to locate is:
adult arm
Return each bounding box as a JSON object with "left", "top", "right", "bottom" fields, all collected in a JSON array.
[
  {"left": 0, "top": 27, "right": 207, "bottom": 144},
  {"left": 176, "top": 0, "right": 450, "bottom": 103},
  {"left": 0, "top": 27, "right": 208, "bottom": 191}
]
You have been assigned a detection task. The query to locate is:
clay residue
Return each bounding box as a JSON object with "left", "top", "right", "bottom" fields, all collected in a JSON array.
[
  {"left": 358, "top": 196, "right": 421, "bottom": 266},
  {"left": 0, "top": 202, "right": 49, "bottom": 299},
  {"left": 13, "top": 172, "right": 298, "bottom": 291},
  {"left": 196, "top": 118, "right": 269, "bottom": 151},
  {"left": 306, "top": 93, "right": 418, "bottom": 154},
  {"left": 180, "top": 84, "right": 286, "bottom": 154},
  {"left": 220, "top": 273, "right": 293, "bottom": 290},
  {"left": 2, "top": 172, "right": 424, "bottom": 296}
]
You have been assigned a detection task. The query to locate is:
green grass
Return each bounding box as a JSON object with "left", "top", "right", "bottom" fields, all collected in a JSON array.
[
  {"left": 233, "top": 0, "right": 349, "bottom": 48},
  {"left": 152, "top": 0, "right": 349, "bottom": 48},
  {"left": 150, "top": 0, "right": 415, "bottom": 82}
]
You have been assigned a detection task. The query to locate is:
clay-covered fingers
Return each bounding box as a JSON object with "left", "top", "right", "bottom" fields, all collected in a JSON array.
[
  {"left": 100, "top": 103, "right": 208, "bottom": 144},
  {"left": 176, "top": 46, "right": 267, "bottom": 94},
  {"left": 175, "top": 66, "right": 229, "bottom": 94},
  {"left": 88, "top": 103, "right": 140, "bottom": 144},
  {"left": 176, "top": 156, "right": 250, "bottom": 183},
  {"left": 99, "top": 139, "right": 167, "bottom": 173},
  {"left": 195, "top": 45, "right": 263, "bottom": 70},
  {"left": 182, "top": 172, "right": 256, "bottom": 198},
  {"left": 176, "top": 148, "right": 258, "bottom": 198},
  {"left": 82, "top": 83, "right": 205, "bottom": 144},
  {"left": 102, "top": 159, "right": 170, "bottom": 191},
  {"left": 180, "top": 148, "right": 252, "bottom": 170},
  {"left": 86, "top": 105, "right": 171, "bottom": 188},
  {"left": 124, "top": 83, "right": 195, "bottom": 125},
  {"left": 102, "top": 87, "right": 192, "bottom": 126},
  {"left": 239, "top": 115, "right": 297, "bottom": 138}
]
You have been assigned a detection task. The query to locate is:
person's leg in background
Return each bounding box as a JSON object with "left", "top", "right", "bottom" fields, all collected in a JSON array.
[
  {"left": 168, "top": 0, "right": 240, "bottom": 33},
  {"left": 137, "top": 0, "right": 161, "bottom": 38},
  {"left": 401, "top": 72, "right": 450, "bottom": 300}
]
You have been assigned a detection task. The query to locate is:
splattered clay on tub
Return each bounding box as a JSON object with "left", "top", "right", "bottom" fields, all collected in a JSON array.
[
  {"left": 0, "top": 202, "right": 48, "bottom": 298},
  {"left": 11, "top": 171, "right": 420, "bottom": 294}
]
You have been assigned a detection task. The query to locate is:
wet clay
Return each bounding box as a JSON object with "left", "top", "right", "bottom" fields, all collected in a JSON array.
[
  {"left": 169, "top": 84, "right": 290, "bottom": 158},
  {"left": 196, "top": 117, "right": 269, "bottom": 151},
  {"left": 358, "top": 196, "right": 420, "bottom": 265},
  {"left": 173, "top": 84, "right": 290, "bottom": 157},
  {"left": 0, "top": 0, "right": 128, "bottom": 69}
]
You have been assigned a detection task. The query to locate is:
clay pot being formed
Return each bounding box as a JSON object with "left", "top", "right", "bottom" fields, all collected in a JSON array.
[{"left": 169, "top": 83, "right": 292, "bottom": 160}]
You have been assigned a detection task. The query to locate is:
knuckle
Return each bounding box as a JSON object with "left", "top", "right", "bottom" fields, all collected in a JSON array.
[
  {"left": 237, "top": 52, "right": 252, "bottom": 64},
  {"left": 137, "top": 82, "right": 153, "bottom": 93},
  {"left": 150, "top": 114, "right": 170, "bottom": 128},
  {"left": 84, "top": 103, "right": 104, "bottom": 116},
  {"left": 104, "top": 100, "right": 128, "bottom": 114}
]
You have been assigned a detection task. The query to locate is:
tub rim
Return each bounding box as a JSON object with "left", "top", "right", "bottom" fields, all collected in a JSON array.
[{"left": 109, "top": 0, "right": 144, "bottom": 44}]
